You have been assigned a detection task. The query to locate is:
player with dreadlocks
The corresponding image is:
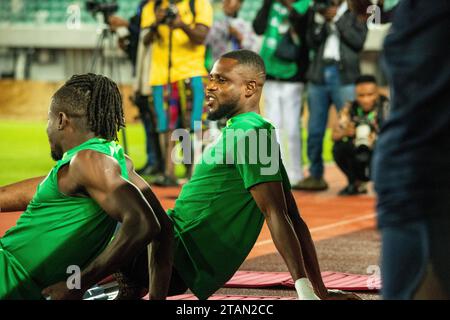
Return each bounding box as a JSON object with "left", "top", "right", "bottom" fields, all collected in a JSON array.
[
  {"left": 59, "top": 73, "right": 126, "bottom": 141},
  {"left": 0, "top": 73, "right": 174, "bottom": 300}
]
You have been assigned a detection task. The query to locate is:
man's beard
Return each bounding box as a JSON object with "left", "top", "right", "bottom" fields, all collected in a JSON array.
[
  {"left": 50, "top": 148, "right": 63, "bottom": 161},
  {"left": 207, "top": 99, "right": 239, "bottom": 121}
]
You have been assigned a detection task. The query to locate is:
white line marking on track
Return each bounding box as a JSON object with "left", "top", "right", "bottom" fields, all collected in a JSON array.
[{"left": 254, "top": 213, "right": 376, "bottom": 247}]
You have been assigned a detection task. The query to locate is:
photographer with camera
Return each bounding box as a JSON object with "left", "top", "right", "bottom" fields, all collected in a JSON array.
[
  {"left": 141, "top": 0, "right": 213, "bottom": 186},
  {"left": 295, "top": 0, "right": 368, "bottom": 191},
  {"left": 252, "top": 0, "right": 311, "bottom": 187},
  {"left": 331, "top": 75, "right": 388, "bottom": 196}
]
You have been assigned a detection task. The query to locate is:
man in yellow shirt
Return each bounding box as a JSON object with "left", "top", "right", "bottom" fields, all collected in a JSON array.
[{"left": 141, "top": 0, "right": 213, "bottom": 186}]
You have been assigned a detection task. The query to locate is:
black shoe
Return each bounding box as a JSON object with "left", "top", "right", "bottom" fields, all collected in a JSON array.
[
  {"left": 136, "top": 164, "right": 163, "bottom": 176},
  {"left": 292, "top": 176, "right": 329, "bottom": 191},
  {"left": 356, "top": 181, "right": 368, "bottom": 194},
  {"left": 152, "top": 175, "right": 179, "bottom": 187},
  {"left": 338, "top": 184, "right": 364, "bottom": 196}
]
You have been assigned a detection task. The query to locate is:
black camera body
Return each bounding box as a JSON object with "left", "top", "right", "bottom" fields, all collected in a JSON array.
[
  {"left": 86, "top": 0, "right": 119, "bottom": 23},
  {"left": 162, "top": 4, "right": 179, "bottom": 24}
]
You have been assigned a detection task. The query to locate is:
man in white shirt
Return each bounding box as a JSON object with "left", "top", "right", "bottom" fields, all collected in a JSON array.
[{"left": 322, "top": 1, "right": 348, "bottom": 61}]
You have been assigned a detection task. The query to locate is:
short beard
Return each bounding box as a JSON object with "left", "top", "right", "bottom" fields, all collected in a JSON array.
[
  {"left": 50, "top": 149, "right": 63, "bottom": 161},
  {"left": 207, "top": 100, "right": 239, "bottom": 121}
]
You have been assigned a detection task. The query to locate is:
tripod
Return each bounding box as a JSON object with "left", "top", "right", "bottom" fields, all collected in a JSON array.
[{"left": 90, "top": 20, "right": 129, "bottom": 154}]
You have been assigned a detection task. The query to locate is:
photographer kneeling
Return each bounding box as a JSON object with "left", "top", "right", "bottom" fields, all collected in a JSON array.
[{"left": 332, "top": 75, "right": 389, "bottom": 196}]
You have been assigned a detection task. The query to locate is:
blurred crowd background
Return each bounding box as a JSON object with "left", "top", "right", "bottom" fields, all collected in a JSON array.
[{"left": 0, "top": 0, "right": 398, "bottom": 193}]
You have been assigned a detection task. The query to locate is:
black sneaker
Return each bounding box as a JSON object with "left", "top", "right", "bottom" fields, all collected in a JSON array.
[
  {"left": 338, "top": 184, "right": 358, "bottom": 196},
  {"left": 338, "top": 184, "right": 367, "bottom": 196},
  {"left": 152, "top": 175, "right": 179, "bottom": 187},
  {"left": 293, "top": 176, "right": 329, "bottom": 191},
  {"left": 356, "top": 182, "right": 368, "bottom": 194},
  {"left": 136, "top": 164, "right": 163, "bottom": 176}
]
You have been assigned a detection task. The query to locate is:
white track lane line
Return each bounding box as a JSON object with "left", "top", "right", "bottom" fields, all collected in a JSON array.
[{"left": 254, "top": 213, "right": 376, "bottom": 247}]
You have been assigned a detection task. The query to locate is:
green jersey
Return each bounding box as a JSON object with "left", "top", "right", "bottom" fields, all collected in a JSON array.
[
  {"left": 0, "top": 138, "right": 128, "bottom": 299},
  {"left": 168, "top": 112, "right": 291, "bottom": 299}
]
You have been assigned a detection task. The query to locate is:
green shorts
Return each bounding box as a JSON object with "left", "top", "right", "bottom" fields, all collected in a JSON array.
[{"left": 0, "top": 243, "right": 43, "bottom": 300}]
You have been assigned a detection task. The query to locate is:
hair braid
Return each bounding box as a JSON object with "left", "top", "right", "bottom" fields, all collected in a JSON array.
[{"left": 61, "top": 73, "right": 125, "bottom": 141}]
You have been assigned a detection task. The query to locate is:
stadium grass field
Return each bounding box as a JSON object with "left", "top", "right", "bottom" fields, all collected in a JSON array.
[{"left": 0, "top": 120, "right": 334, "bottom": 186}]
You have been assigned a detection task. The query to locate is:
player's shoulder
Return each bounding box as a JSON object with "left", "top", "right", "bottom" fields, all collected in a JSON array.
[
  {"left": 69, "top": 149, "right": 121, "bottom": 179},
  {"left": 228, "top": 112, "right": 274, "bottom": 131},
  {"left": 226, "top": 113, "right": 277, "bottom": 146},
  {"left": 71, "top": 148, "right": 108, "bottom": 163}
]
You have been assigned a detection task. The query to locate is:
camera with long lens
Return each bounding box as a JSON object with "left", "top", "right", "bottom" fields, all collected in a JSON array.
[
  {"left": 86, "top": 0, "right": 119, "bottom": 24},
  {"left": 354, "top": 122, "right": 373, "bottom": 163},
  {"left": 162, "top": 3, "right": 179, "bottom": 24}
]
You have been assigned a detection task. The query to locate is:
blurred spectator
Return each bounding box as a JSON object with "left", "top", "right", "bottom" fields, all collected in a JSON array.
[
  {"left": 141, "top": 0, "right": 213, "bottom": 186},
  {"left": 108, "top": 0, "right": 164, "bottom": 176},
  {"left": 332, "top": 75, "right": 389, "bottom": 196},
  {"left": 295, "top": 0, "right": 368, "bottom": 191},
  {"left": 253, "top": 0, "right": 311, "bottom": 186},
  {"left": 206, "top": 0, "right": 259, "bottom": 62}
]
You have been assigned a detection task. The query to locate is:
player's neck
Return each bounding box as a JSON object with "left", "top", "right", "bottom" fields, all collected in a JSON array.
[
  {"left": 233, "top": 103, "right": 260, "bottom": 118},
  {"left": 61, "top": 132, "right": 97, "bottom": 154}
]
